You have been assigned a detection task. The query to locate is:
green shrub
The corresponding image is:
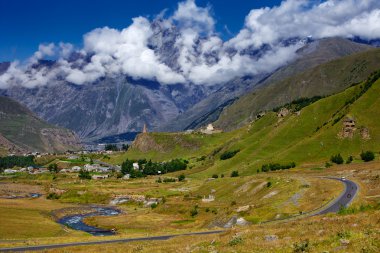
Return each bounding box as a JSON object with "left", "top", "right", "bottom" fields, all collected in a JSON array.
[
  {"left": 47, "top": 192, "right": 60, "bottom": 200},
  {"left": 78, "top": 169, "right": 91, "bottom": 180},
  {"left": 190, "top": 206, "right": 198, "bottom": 217},
  {"left": 151, "top": 203, "right": 158, "bottom": 209},
  {"left": 293, "top": 239, "right": 310, "bottom": 253},
  {"left": 267, "top": 181, "right": 272, "bottom": 188},
  {"left": 220, "top": 150, "right": 240, "bottom": 160},
  {"left": 231, "top": 170, "right": 239, "bottom": 177},
  {"left": 212, "top": 174, "right": 219, "bottom": 179},
  {"left": 178, "top": 174, "right": 185, "bottom": 182},
  {"left": 346, "top": 155, "right": 353, "bottom": 164},
  {"left": 228, "top": 236, "right": 243, "bottom": 246},
  {"left": 163, "top": 178, "right": 176, "bottom": 183},
  {"left": 331, "top": 154, "right": 344, "bottom": 164},
  {"left": 360, "top": 151, "right": 375, "bottom": 162}
]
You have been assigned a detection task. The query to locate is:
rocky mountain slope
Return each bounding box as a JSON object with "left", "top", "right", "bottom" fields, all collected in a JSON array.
[
  {"left": 0, "top": 37, "right": 374, "bottom": 141},
  {"left": 214, "top": 46, "right": 380, "bottom": 130},
  {"left": 0, "top": 96, "right": 81, "bottom": 154},
  {"left": 161, "top": 38, "right": 373, "bottom": 131}
]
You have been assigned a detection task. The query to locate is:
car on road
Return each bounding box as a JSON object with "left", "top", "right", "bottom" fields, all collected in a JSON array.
[{"left": 341, "top": 176, "right": 346, "bottom": 180}]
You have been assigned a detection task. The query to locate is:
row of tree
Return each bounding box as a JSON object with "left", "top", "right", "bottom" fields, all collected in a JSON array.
[
  {"left": 261, "top": 162, "right": 296, "bottom": 172},
  {"left": 121, "top": 158, "right": 188, "bottom": 178},
  {"left": 0, "top": 155, "right": 35, "bottom": 171}
]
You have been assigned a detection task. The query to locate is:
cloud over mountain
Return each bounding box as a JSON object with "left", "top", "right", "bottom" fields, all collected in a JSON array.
[{"left": 1, "top": 0, "right": 380, "bottom": 89}]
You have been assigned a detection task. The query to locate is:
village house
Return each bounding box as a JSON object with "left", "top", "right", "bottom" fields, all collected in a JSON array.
[
  {"left": 71, "top": 166, "right": 81, "bottom": 172},
  {"left": 92, "top": 174, "right": 109, "bottom": 180},
  {"left": 200, "top": 124, "right": 222, "bottom": 134},
  {"left": 3, "top": 169, "right": 18, "bottom": 174}
]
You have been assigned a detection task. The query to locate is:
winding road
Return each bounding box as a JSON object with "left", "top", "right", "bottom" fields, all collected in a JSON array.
[
  {"left": 0, "top": 177, "right": 358, "bottom": 252},
  {"left": 315, "top": 177, "right": 358, "bottom": 215}
]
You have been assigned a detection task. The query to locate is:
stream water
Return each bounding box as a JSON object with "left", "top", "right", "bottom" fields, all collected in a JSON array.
[{"left": 58, "top": 207, "right": 121, "bottom": 236}]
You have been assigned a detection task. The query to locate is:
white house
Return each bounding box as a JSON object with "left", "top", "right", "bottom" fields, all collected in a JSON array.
[
  {"left": 71, "top": 166, "right": 81, "bottom": 172},
  {"left": 133, "top": 163, "right": 139, "bottom": 170},
  {"left": 4, "top": 169, "right": 17, "bottom": 174},
  {"left": 92, "top": 174, "right": 109, "bottom": 180}
]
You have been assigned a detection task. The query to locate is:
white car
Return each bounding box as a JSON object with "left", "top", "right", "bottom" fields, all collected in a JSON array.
[{"left": 341, "top": 176, "right": 346, "bottom": 181}]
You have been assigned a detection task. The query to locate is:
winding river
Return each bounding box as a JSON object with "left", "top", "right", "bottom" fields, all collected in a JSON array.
[{"left": 58, "top": 207, "right": 121, "bottom": 236}]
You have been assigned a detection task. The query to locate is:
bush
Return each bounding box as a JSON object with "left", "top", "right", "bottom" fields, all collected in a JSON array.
[
  {"left": 190, "top": 206, "right": 198, "bottom": 217},
  {"left": 346, "top": 155, "right": 353, "bottom": 164},
  {"left": 150, "top": 203, "right": 158, "bottom": 209},
  {"left": 78, "top": 169, "right": 91, "bottom": 180},
  {"left": 261, "top": 162, "right": 296, "bottom": 172},
  {"left": 163, "top": 178, "right": 176, "bottom": 183},
  {"left": 221, "top": 174, "right": 224, "bottom": 178},
  {"left": 178, "top": 174, "right": 185, "bottom": 182},
  {"left": 47, "top": 192, "right": 60, "bottom": 200},
  {"left": 220, "top": 150, "right": 240, "bottom": 160},
  {"left": 360, "top": 151, "right": 375, "bottom": 162},
  {"left": 212, "top": 174, "right": 219, "bottom": 179},
  {"left": 267, "top": 181, "right": 272, "bottom": 188},
  {"left": 330, "top": 154, "right": 344, "bottom": 164},
  {"left": 228, "top": 236, "right": 243, "bottom": 246},
  {"left": 48, "top": 163, "right": 59, "bottom": 173},
  {"left": 325, "top": 162, "right": 332, "bottom": 168},
  {"left": 231, "top": 171, "right": 239, "bottom": 177},
  {"left": 293, "top": 239, "right": 310, "bottom": 253}
]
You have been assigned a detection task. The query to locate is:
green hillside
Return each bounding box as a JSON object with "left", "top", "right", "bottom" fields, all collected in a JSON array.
[
  {"left": 215, "top": 48, "right": 380, "bottom": 130},
  {"left": 0, "top": 96, "right": 81, "bottom": 154},
  {"left": 115, "top": 70, "right": 380, "bottom": 178}
]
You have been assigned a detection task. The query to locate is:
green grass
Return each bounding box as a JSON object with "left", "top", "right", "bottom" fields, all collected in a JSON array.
[{"left": 108, "top": 75, "right": 380, "bottom": 178}]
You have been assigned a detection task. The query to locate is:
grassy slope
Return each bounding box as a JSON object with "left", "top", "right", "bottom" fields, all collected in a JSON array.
[
  {"left": 113, "top": 75, "right": 380, "bottom": 178},
  {"left": 215, "top": 48, "right": 380, "bottom": 130}
]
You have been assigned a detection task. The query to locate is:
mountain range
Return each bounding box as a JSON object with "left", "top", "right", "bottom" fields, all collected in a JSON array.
[
  {"left": 0, "top": 35, "right": 377, "bottom": 143},
  {"left": 0, "top": 96, "right": 81, "bottom": 155}
]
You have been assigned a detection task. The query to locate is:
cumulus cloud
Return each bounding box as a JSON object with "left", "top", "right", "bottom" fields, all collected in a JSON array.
[{"left": 1, "top": 0, "right": 380, "bottom": 89}]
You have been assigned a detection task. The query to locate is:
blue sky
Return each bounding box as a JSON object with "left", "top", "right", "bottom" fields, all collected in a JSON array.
[{"left": 0, "top": 0, "right": 282, "bottom": 61}]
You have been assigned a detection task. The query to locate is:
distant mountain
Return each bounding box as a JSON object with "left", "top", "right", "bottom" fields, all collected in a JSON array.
[
  {"left": 0, "top": 36, "right": 375, "bottom": 142},
  {"left": 0, "top": 96, "right": 81, "bottom": 154},
  {"left": 215, "top": 46, "right": 380, "bottom": 130},
  {"left": 162, "top": 38, "right": 373, "bottom": 131}
]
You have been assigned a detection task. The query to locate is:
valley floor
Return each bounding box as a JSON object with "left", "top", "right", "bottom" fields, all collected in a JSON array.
[{"left": 0, "top": 161, "right": 379, "bottom": 252}]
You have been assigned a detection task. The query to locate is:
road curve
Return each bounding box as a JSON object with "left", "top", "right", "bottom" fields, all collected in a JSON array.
[
  {"left": 0, "top": 177, "right": 358, "bottom": 252},
  {"left": 314, "top": 177, "right": 358, "bottom": 215}
]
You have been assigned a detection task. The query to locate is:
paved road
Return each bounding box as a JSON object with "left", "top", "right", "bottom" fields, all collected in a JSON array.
[
  {"left": 315, "top": 177, "right": 358, "bottom": 215},
  {"left": 0, "top": 177, "right": 358, "bottom": 252},
  {"left": 0, "top": 230, "right": 224, "bottom": 252}
]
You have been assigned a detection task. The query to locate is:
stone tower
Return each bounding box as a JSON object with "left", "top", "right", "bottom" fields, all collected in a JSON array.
[{"left": 142, "top": 124, "right": 148, "bottom": 133}]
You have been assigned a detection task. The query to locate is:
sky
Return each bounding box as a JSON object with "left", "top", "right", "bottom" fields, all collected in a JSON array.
[
  {"left": 1, "top": 0, "right": 380, "bottom": 88},
  {"left": 0, "top": 0, "right": 282, "bottom": 61}
]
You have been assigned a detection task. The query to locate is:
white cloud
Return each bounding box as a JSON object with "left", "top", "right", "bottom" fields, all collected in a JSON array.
[{"left": 1, "top": 0, "right": 380, "bottom": 89}]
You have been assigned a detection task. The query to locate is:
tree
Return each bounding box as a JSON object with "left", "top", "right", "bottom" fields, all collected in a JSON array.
[
  {"left": 361, "top": 151, "right": 375, "bottom": 162},
  {"left": 212, "top": 174, "right": 219, "bottom": 179},
  {"left": 121, "top": 144, "right": 129, "bottom": 151},
  {"left": 231, "top": 170, "right": 239, "bottom": 177},
  {"left": 220, "top": 150, "right": 240, "bottom": 160},
  {"left": 330, "top": 154, "right": 344, "bottom": 164},
  {"left": 78, "top": 169, "right": 91, "bottom": 179},
  {"left": 346, "top": 155, "right": 353, "bottom": 164},
  {"left": 105, "top": 144, "right": 118, "bottom": 151},
  {"left": 48, "top": 163, "right": 59, "bottom": 173}
]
